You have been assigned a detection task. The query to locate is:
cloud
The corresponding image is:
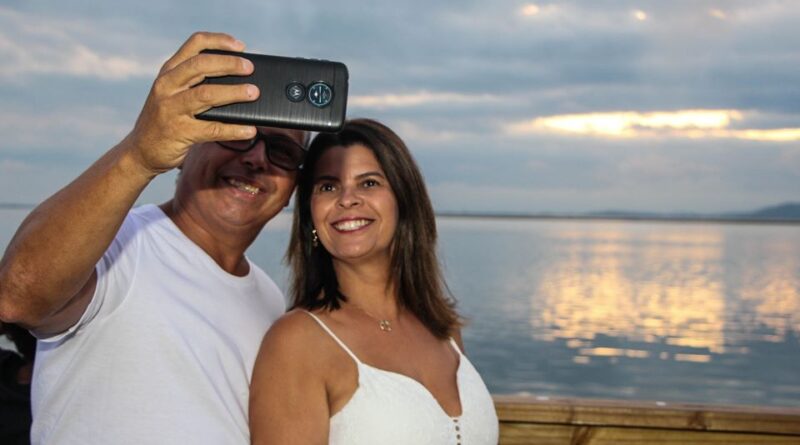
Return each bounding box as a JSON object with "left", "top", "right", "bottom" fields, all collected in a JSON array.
[
  {"left": 0, "top": 1, "right": 798, "bottom": 213},
  {"left": 0, "top": 159, "right": 32, "bottom": 174},
  {"left": 0, "top": 107, "right": 131, "bottom": 154},
  {"left": 380, "top": 120, "right": 465, "bottom": 144},
  {"left": 507, "top": 109, "right": 800, "bottom": 141},
  {"left": 0, "top": 6, "right": 162, "bottom": 81},
  {"left": 350, "top": 91, "right": 501, "bottom": 109}
]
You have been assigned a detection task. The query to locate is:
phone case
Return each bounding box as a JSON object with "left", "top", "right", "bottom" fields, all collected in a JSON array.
[{"left": 196, "top": 50, "right": 348, "bottom": 132}]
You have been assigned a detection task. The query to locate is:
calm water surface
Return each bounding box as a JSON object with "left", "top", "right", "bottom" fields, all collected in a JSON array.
[{"left": 2, "top": 209, "right": 799, "bottom": 408}]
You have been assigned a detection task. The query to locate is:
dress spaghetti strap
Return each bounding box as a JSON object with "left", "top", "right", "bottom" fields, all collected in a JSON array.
[
  {"left": 303, "top": 311, "right": 362, "bottom": 364},
  {"left": 448, "top": 337, "right": 464, "bottom": 355}
]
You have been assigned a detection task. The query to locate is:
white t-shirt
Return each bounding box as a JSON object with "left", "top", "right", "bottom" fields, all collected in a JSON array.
[{"left": 30, "top": 204, "right": 286, "bottom": 444}]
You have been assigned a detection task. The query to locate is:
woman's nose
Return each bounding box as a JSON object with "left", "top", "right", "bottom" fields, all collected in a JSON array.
[{"left": 337, "top": 185, "right": 362, "bottom": 208}]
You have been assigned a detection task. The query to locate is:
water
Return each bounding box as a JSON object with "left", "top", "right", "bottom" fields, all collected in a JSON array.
[{"left": 2, "top": 208, "right": 799, "bottom": 408}]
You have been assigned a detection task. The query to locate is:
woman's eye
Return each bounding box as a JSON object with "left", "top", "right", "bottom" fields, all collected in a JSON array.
[
  {"left": 317, "top": 183, "right": 336, "bottom": 192},
  {"left": 362, "top": 179, "right": 379, "bottom": 188}
]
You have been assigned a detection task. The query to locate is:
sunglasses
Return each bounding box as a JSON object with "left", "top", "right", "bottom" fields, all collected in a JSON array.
[{"left": 217, "top": 132, "right": 306, "bottom": 171}]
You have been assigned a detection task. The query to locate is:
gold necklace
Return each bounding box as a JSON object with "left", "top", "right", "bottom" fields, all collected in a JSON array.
[{"left": 350, "top": 303, "right": 394, "bottom": 332}]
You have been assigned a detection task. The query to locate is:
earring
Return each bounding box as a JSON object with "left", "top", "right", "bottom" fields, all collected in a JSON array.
[{"left": 312, "top": 229, "right": 319, "bottom": 248}]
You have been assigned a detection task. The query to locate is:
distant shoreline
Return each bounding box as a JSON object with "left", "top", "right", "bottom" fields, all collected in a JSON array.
[
  {"left": 3, "top": 203, "right": 799, "bottom": 225},
  {"left": 435, "top": 212, "right": 800, "bottom": 226}
]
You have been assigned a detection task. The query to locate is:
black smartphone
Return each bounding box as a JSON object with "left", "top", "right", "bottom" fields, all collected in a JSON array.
[{"left": 196, "top": 50, "right": 348, "bottom": 132}]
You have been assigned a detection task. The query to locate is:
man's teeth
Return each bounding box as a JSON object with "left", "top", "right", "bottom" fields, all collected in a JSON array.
[
  {"left": 334, "top": 219, "right": 371, "bottom": 231},
  {"left": 227, "top": 178, "right": 260, "bottom": 195}
]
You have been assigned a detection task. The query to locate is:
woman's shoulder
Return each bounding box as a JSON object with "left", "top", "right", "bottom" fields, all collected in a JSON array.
[
  {"left": 262, "top": 308, "right": 344, "bottom": 355},
  {"left": 252, "top": 311, "right": 332, "bottom": 380},
  {"left": 263, "top": 309, "right": 323, "bottom": 347}
]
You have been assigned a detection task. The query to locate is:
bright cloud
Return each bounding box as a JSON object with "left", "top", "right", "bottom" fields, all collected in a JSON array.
[
  {"left": 732, "top": 128, "right": 800, "bottom": 142},
  {"left": 507, "top": 110, "right": 800, "bottom": 142}
]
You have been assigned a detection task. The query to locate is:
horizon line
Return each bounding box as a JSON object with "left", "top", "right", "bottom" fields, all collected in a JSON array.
[{"left": 2, "top": 202, "right": 798, "bottom": 225}]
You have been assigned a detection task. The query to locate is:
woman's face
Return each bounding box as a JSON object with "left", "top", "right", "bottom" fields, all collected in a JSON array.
[{"left": 310, "top": 144, "right": 398, "bottom": 267}]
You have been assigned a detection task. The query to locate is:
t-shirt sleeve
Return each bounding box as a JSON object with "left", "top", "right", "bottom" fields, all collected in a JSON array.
[{"left": 38, "top": 212, "right": 142, "bottom": 343}]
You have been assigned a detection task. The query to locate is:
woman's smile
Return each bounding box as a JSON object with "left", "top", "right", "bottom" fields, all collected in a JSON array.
[{"left": 332, "top": 218, "right": 374, "bottom": 232}]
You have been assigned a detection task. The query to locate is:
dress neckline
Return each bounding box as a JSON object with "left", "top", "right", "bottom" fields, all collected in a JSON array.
[
  {"left": 356, "top": 355, "right": 465, "bottom": 418},
  {"left": 304, "top": 311, "right": 465, "bottom": 418}
]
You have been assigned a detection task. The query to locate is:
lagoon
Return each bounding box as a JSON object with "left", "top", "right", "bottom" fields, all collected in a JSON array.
[{"left": 2, "top": 208, "right": 799, "bottom": 408}]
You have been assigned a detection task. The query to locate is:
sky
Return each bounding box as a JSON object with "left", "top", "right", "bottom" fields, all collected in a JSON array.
[{"left": 0, "top": 0, "right": 798, "bottom": 214}]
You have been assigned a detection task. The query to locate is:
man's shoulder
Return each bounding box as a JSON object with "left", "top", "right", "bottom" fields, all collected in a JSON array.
[
  {"left": 247, "top": 266, "right": 285, "bottom": 303},
  {"left": 114, "top": 204, "right": 162, "bottom": 235},
  {"left": 247, "top": 261, "right": 269, "bottom": 277},
  {"left": 128, "top": 204, "right": 166, "bottom": 224},
  {"left": 100, "top": 204, "right": 163, "bottom": 254},
  {"left": 119, "top": 204, "right": 183, "bottom": 245}
]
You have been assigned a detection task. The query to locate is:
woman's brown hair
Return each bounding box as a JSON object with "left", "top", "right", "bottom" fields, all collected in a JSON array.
[{"left": 287, "top": 118, "right": 461, "bottom": 339}]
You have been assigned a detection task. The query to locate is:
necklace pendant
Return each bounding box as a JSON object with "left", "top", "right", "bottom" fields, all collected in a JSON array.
[{"left": 379, "top": 320, "right": 392, "bottom": 332}]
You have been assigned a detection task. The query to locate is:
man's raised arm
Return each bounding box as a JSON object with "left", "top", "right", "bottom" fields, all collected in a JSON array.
[{"left": 0, "top": 32, "right": 260, "bottom": 336}]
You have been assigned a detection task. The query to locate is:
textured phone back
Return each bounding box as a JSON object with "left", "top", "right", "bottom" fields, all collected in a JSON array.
[{"left": 197, "top": 51, "right": 348, "bottom": 132}]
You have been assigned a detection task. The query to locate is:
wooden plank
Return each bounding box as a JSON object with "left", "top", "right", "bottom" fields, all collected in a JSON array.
[
  {"left": 499, "top": 423, "right": 800, "bottom": 445},
  {"left": 494, "top": 396, "right": 800, "bottom": 436},
  {"left": 498, "top": 423, "right": 575, "bottom": 445}
]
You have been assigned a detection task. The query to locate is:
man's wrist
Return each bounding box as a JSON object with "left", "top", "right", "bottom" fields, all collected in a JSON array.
[{"left": 115, "top": 135, "right": 163, "bottom": 182}]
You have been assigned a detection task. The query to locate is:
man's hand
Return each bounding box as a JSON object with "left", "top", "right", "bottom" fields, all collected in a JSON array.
[{"left": 125, "top": 32, "right": 260, "bottom": 177}]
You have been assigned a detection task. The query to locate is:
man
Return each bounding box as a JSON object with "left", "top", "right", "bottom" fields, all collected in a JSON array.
[{"left": 0, "top": 32, "right": 304, "bottom": 444}]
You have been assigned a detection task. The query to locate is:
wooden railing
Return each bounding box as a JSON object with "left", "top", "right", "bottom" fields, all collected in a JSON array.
[{"left": 494, "top": 395, "right": 800, "bottom": 444}]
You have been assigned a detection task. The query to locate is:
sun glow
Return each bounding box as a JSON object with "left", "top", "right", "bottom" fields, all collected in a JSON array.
[
  {"left": 521, "top": 4, "right": 540, "bottom": 16},
  {"left": 709, "top": 9, "right": 727, "bottom": 20}
]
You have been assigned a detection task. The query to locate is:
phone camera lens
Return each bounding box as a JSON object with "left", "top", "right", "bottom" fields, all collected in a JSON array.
[{"left": 307, "top": 82, "right": 333, "bottom": 108}]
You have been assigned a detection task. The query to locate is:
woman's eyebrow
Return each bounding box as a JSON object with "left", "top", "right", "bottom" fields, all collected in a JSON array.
[{"left": 355, "top": 171, "right": 385, "bottom": 180}]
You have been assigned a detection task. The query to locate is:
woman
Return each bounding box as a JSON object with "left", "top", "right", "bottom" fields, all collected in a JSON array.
[{"left": 250, "top": 119, "right": 498, "bottom": 444}]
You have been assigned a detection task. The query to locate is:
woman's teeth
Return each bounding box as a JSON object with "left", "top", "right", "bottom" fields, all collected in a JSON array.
[
  {"left": 227, "top": 178, "right": 259, "bottom": 195},
  {"left": 333, "top": 219, "right": 371, "bottom": 231}
]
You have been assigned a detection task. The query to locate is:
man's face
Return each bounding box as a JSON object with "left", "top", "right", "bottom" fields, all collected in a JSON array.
[{"left": 174, "top": 127, "right": 306, "bottom": 237}]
